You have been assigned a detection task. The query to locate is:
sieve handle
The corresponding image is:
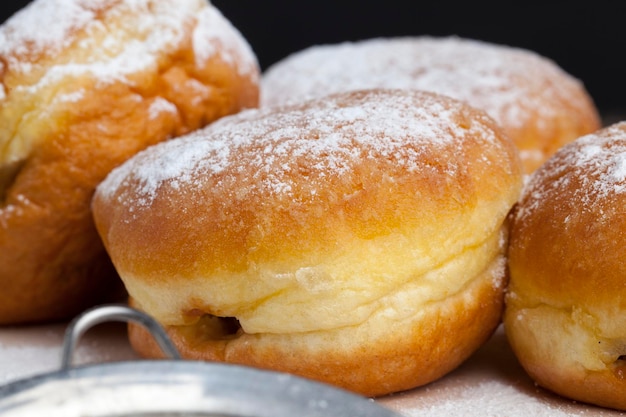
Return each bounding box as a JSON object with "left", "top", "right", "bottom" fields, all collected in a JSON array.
[{"left": 60, "top": 304, "right": 180, "bottom": 370}]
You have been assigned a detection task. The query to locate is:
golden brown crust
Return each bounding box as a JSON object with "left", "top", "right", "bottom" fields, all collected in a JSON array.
[
  {"left": 94, "top": 88, "right": 523, "bottom": 396},
  {"left": 261, "top": 36, "right": 602, "bottom": 173},
  {"left": 0, "top": 0, "right": 259, "bottom": 324},
  {"left": 505, "top": 122, "right": 626, "bottom": 410}
]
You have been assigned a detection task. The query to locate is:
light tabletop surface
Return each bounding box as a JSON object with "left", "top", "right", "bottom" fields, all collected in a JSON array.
[{"left": 0, "top": 319, "right": 624, "bottom": 417}]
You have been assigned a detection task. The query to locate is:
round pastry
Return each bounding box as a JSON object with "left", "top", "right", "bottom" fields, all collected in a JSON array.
[
  {"left": 261, "top": 36, "right": 601, "bottom": 174},
  {"left": 92, "top": 88, "right": 523, "bottom": 396},
  {"left": 0, "top": 0, "right": 259, "bottom": 324},
  {"left": 504, "top": 122, "right": 626, "bottom": 410}
]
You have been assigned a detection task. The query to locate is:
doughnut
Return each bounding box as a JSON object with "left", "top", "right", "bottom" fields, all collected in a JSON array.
[
  {"left": 92, "top": 88, "right": 523, "bottom": 396},
  {"left": 0, "top": 0, "right": 259, "bottom": 324},
  {"left": 261, "top": 36, "right": 602, "bottom": 174},
  {"left": 504, "top": 122, "right": 626, "bottom": 410}
]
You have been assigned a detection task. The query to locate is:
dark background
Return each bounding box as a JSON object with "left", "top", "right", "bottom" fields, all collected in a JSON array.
[{"left": 3, "top": 1, "right": 625, "bottom": 120}]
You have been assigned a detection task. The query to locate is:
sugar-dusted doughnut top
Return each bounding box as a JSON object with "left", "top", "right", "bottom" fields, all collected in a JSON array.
[{"left": 261, "top": 36, "right": 601, "bottom": 173}]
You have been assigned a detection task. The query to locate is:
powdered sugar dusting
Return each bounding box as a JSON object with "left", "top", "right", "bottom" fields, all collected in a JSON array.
[
  {"left": 611, "top": 154, "right": 626, "bottom": 183},
  {"left": 0, "top": 0, "right": 255, "bottom": 88},
  {"left": 97, "top": 89, "right": 502, "bottom": 208},
  {"left": 516, "top": 122, "right": 626, "bottom": 223},
  {"left": 2, "top": 0, "right": 186, "bottom": 79},
  {"left": 117, "top": 137, "right": 230, "bottom": 209},
  {"left": 148, "top": 97, "right": 177, "bottom": 120},
  {"left": 0, "top": 0, "right": 99, "bottom": 61},
  {"left": 193, "top": 6, "right": 259, "bottom": 78},
  {"left": 261, "top": 36, "right": 590, "bottom": 132},
  {"left": 394, "top": 380, "right": 585, "bottom": 417}
]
